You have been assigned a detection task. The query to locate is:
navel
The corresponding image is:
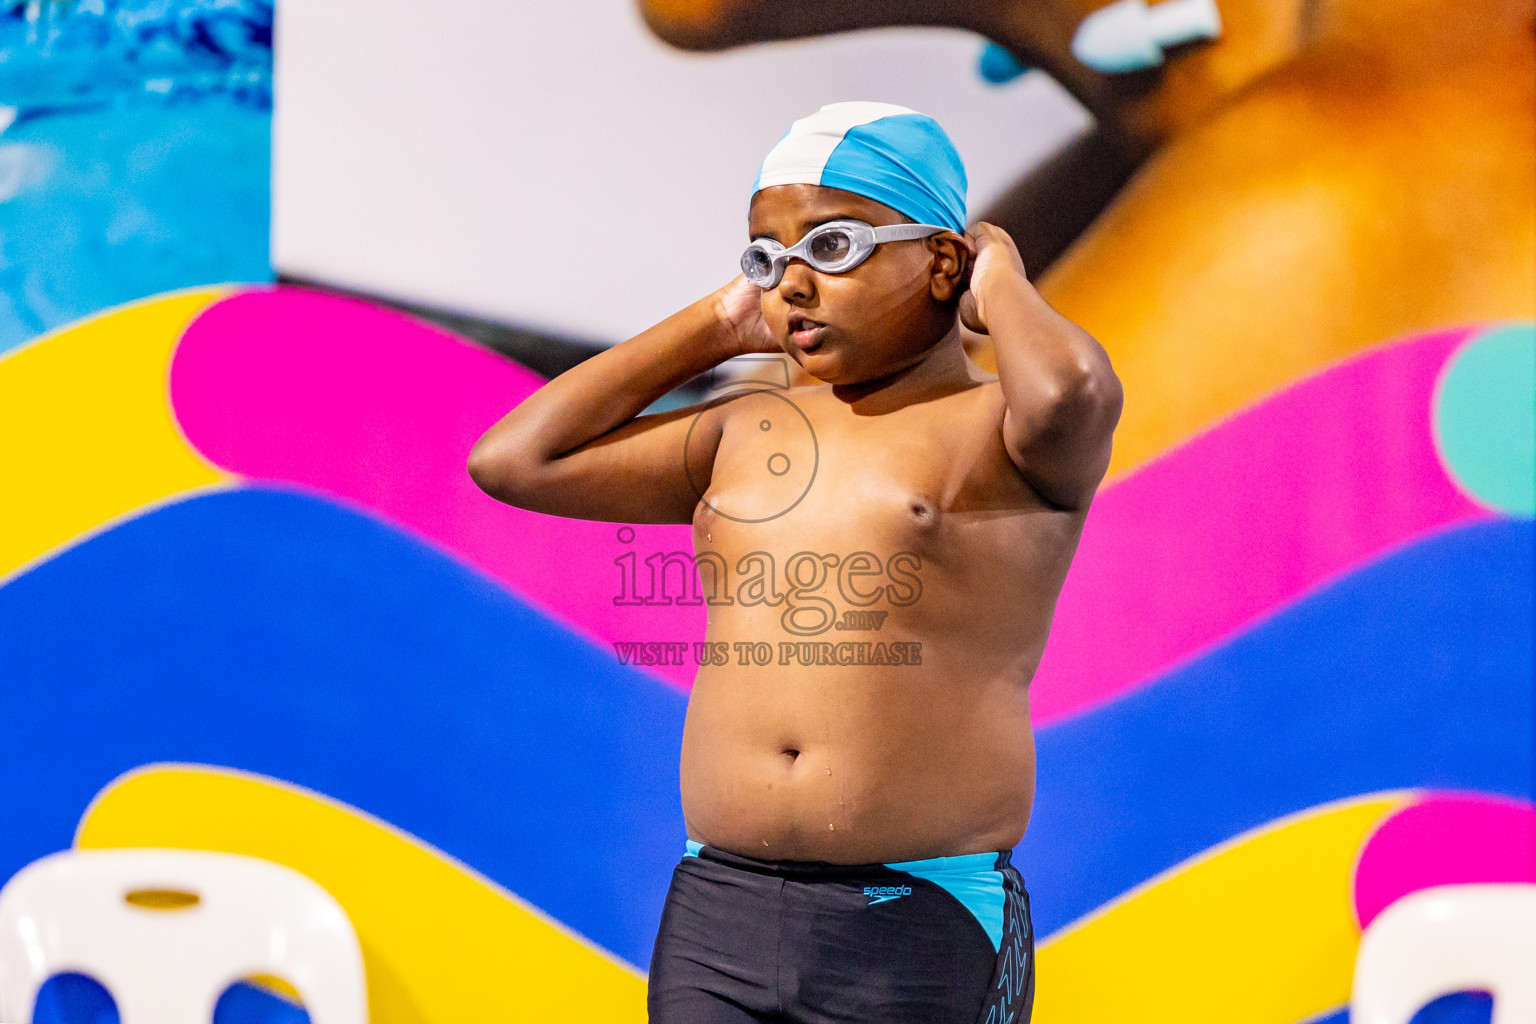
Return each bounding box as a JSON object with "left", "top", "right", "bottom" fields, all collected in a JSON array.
[{"left": 907, "top": 493, "right": 938, "bottom": 525}]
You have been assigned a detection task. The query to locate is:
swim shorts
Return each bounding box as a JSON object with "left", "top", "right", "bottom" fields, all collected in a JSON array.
[{"left": 648, "top": 841, "right": 1034, "bottom": 1024}]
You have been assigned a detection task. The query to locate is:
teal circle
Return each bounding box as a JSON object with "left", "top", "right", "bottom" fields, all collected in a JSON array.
[{"left": 1434, "top": 323, "right": 1535, "bottom": 516}]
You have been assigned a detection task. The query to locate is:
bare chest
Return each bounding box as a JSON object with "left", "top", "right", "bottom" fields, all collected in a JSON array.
[{"left": 692, "top": 389, "right": 1044, "bottom": 586}]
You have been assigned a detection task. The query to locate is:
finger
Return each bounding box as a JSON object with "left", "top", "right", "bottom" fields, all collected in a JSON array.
[
  {"left": 975, "top": 224, "right": 1025, "bottom": 273},
  {"left": 997, "top": 232, "right": 1028, "bottom": 274},
  {"left": 981, "top": 224, "right": 1020, "bottom": 255}
]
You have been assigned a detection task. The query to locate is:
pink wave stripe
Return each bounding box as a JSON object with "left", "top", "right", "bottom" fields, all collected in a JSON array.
[
  {"left": 170, "top": 288, "right": 1489, "bottom": 710},
  {"left": 1353, "top": 793, "right": 1536, "bottom": 930},
  {"left": 170, "top": 288, "right": 703, "bottom": 688},
  {"left": 1028, "top": 324, "right": 1490, "bottom": 724}
]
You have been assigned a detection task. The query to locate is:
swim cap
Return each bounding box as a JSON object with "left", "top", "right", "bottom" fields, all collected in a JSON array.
[{"left": 752, "top": 102, "right": 968, "bottom": 233}]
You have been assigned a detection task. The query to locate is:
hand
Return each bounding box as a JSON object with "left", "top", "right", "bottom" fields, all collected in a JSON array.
[
  {"left": 712, "top": 275, "right": 781, "bottom": 356},
  {"left": 958, "top": 223, "right": 1029, "bottom": 335}
]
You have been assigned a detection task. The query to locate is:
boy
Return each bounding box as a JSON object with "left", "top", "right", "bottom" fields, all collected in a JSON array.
[{"left": 468, "top": 102, "right": 1122, "bottom": 1023}]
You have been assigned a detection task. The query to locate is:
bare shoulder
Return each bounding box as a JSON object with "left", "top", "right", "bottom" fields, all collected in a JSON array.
[
  {"left": 704, "top": 382, "right": 833, "bottom": 460},
  {"left": 709, "top": 382, "right": 832, "bottom": 421},
  {"left": 914, "top": 375, "right": 1034, "bottom": 471},
  {"left": 907, "top": 374, "right": 1009, "bottom": 432}
]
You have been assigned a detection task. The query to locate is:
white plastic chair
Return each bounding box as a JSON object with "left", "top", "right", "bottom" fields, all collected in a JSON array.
[
  {"left": 1352, "top": 883, "right": 1536, "bottom": 1024},
  {"left": 0, "top": 848, "right": 367, "bottom": 1024}
]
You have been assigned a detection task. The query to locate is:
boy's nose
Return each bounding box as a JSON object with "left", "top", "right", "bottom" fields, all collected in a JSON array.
[{"left": 777, "top": 260, "right": 817, "bottom": 301}]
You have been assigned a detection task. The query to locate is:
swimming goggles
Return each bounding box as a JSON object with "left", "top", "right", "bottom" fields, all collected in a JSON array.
[{"left": 740, "top": 219, "right": 951, "bottom": 288}]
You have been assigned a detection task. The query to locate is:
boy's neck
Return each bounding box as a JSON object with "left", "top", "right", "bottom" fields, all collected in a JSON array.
[{"left": 831, "top": 328, "right": 980, "bottom": 413}]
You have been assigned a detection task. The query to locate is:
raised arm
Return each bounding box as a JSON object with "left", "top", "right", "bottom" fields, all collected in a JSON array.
[
  {"left": 961, "top": 223, "right": 1123, "bottom": 511},
  {"left": 467, "top": 276, "right": 778, "bottom": 524}
]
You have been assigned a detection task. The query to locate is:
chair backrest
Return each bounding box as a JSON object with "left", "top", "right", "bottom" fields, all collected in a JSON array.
[
  {"left": 0, "top": 848, "right": 367, "bottom": 1024},
  {"left": 1351, "top": 883, "right": 1536, "bottom": 1024}
]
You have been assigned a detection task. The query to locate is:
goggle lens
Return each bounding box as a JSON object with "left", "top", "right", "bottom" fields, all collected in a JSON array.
[
  {"left": 741, "top": 246, "right": 776, "bottom": 285},
  {"left": 807, "top": 227, "right": 854, "bottom": 265}
]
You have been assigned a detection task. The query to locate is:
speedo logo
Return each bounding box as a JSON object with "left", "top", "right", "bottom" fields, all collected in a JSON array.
[{"left": 863, "top": 884, "right": 912, "bottom": 906}]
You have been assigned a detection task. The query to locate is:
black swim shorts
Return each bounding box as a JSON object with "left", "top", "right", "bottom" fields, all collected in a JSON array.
[{"left": 648, "top": 841, "right": 1035, "bottom": 1024}]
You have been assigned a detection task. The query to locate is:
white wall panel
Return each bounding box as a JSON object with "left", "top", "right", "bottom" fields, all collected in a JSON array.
[{"left": 273, "top": 0, "right": 1089, "bottom": 343}]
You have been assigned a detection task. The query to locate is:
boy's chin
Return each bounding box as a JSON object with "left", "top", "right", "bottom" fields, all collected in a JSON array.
[
  {"left": 799, "top": 353, "right": 884, "bottom": 387},
  {"left": 794, "top": 347, "right": 843, "bottom": 380}
]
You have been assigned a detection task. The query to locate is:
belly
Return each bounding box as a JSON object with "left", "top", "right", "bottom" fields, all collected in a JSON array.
[{"left": 678, "top": 658, "right": 1037, "bottom": 863}]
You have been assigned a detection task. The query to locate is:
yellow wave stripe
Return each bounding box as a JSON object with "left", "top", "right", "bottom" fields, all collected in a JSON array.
[
  {"left": 0, "top": 290, "right": 233, "bottom": 581},
  {"left": 1034, "top": 794, "right": 1408, "bottom": 1024},
  {"left": 75, "top": 764, "right": 647, "bottom": 1024}
]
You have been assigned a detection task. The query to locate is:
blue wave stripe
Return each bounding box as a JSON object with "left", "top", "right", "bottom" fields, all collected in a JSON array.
[
  {"left": 1017, "top": 518, "right": 1534, "bottom": 937},
  {"left": 0, "top": 489, "right": 1530, "bottom": 969},
  {"left": 0, "top": 487, "right": 686, "bottom": 969},
  {"left": 1307, "top": 990, "right": 1493, "bottom": 1024}
]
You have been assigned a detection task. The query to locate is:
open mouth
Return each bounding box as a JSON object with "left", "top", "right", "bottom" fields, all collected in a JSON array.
[{"left": 787, "top": 314, "right": 827, "bottom": 351}]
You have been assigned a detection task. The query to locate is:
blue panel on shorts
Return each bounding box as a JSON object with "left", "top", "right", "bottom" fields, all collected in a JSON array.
[{"left": 884, "top": 851, "right": 1005, "bottom": 951}]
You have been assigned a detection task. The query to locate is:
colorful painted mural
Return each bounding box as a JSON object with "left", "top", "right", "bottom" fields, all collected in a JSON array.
[
  {"left": 0, "top": 285, "right": 1529, "bottom": 1021},
  {"left": 1, "top": 0, "right": 1532, "bottom": 1020},
  {"left": 635, "top": 0, "right": 1536, "bottom": 476}
]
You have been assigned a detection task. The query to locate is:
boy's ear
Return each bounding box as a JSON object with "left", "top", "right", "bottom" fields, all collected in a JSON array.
[{"left": 927, "top": 232, "right": 970, "bottom": 302}]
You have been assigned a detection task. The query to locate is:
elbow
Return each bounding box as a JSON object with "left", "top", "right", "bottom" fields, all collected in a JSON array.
[
  {"left": 466, "top": 441, "right": 498, "bottom": 496},
  {"left": 467, "top": 434, "right": 536, "bottom": 506},
  {"left": 1081, "top": 359, "right": 1124, "bottom": 429},
  {"left": 1047, "top": 357, "right": 1122, "bottom": 427},
  {"left": 466, "top": 439, "right": 504, "bottom": 499}
]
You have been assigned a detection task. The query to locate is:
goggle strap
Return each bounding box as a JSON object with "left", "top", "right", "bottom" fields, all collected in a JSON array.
[{"left": 870, "top": 223, "right": 951, "bottom": 242}]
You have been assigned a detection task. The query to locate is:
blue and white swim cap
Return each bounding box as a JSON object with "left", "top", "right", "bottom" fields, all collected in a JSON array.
[{"left": 752, "top": 102, "right": 968, "bottom": 234}]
